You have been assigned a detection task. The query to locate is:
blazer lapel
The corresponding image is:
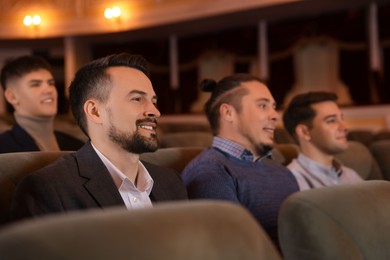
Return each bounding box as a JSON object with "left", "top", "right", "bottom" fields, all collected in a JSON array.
[
  {"left": 75, "top": 143, "right": 125, "bottom": 208},
  {"left": 143, "top": 161, "right": 172, "bottom": 202}
]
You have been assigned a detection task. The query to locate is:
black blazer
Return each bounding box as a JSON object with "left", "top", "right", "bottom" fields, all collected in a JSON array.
[
  {"left": 0, "top": 124, "right": 84, "bottom": 153},
  {"left": 10, "top": 142, "right": 188, "bottom": 221}
]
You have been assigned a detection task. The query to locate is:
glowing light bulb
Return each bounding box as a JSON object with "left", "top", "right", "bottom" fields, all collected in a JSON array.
[
  {"left": 32, "top": 15, "right": 41, "bottom": 25},
  {"left": 23, "top": 14, "right": 41, "bottom": 27},
  {"left": 104, "top": 8, "right": 113, "bottom": 19},
  {"left": 104, "top": 6, "right": 122, "bottom": 19},
  {"left": 112, "top": 6, "right": 121, "bottom": 18},
  {"left": 23, "top": 15, "right": 32, "bottom": 26}
]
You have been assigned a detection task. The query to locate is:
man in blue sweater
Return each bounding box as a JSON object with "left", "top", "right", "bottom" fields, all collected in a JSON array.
[{"left": 181, "top": 74, "right": 299, "bottom": 249}]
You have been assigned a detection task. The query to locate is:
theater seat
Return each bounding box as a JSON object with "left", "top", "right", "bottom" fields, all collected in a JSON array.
[
  {"left": 141, "top": 147, "right": 204, "bottom": 173},
  {"left": 370, "top": 140, "right": 390, "bottom": 181},
  {"left": 335, "top": 141, "right": 383, "bottom": 180},
  {"left": 159, "top": 131, "right": 213, "bottom": 148},
  {"left": 0, "top": 151, "right": 70, "bottom": 226},
  {"left": 278, "top": 180, "right": 390, "bottom": 260},
  {"left": 0, "top": 201, "right": 281, "bottom": 260}
]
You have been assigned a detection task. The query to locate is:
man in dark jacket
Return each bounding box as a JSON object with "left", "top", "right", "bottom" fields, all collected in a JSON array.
[
  {"left": 11, "top": 53, "right": 188, "bottom": 221},
  {"left": 0, "top": 55, "right": 84, "bottom": 153}
]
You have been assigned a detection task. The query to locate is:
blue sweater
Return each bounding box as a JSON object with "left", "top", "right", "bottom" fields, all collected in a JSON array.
[{"left": 181, "top": 147, "right": 299, "bottom": 247}]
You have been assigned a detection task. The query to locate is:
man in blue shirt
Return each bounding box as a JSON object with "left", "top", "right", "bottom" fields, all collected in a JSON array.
[
  {"left": 181, "top": 74, "right": 298, "bottom": 249},
  {"left": 282, "top": 91, "right": 363, "bottom": 190}
]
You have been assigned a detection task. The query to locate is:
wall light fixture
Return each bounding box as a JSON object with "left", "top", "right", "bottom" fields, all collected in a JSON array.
[
  {"left": 23, "top": 14, "right": 41, "bottom": 27},
  {"left": 104, "top": 6, "right": 122, "bottom": 20}
]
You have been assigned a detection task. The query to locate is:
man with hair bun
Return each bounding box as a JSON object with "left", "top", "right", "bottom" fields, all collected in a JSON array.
[{"left": 181, "top": 73, "right": 298, "bottom": 249}]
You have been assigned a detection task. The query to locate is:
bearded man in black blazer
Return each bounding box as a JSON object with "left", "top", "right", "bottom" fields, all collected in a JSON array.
[{"left": 10, "top": 53, "right": 188, "bottom": 221}]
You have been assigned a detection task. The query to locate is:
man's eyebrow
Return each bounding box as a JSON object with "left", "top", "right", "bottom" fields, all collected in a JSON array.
[
  {"left": 28, "top": 79, "right": 43, "bottom": 84},
  {"left": 128, "top": 90, "right": 158, "bottom": 100},
  {"left": 129, "top": 90, "right": 146, "bottom": 95},
  {"left": 256, "top": 97, "right": 276, "bottom": 107},
  {"left": 323, "top": 114, "right": 337, "bottom": 120},
  {"left": 28, "top": 77, "right": 55, "bottom": 83}
]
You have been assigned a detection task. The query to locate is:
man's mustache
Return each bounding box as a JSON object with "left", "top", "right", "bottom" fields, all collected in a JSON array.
[{"left": 136, "top": 118, "right": 158, "bottom": 126}]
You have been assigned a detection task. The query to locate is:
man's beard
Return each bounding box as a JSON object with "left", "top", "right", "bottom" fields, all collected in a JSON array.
[{"left": 108, "top": 119, "right": 159, "bottom": 154}]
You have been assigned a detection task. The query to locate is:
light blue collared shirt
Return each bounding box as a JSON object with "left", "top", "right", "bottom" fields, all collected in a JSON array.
[{"left": 287, "top": 153, "right": 363, "bottom": 190}]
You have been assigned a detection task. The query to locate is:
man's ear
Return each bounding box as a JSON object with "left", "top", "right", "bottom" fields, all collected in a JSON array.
[
  {"left": 219, "top": 103, "right": 235, "bottom": 122},
  {"left": 296, "top": 124, "right": 311, "bottom": 141},
  {"left": 84, "top": 99, "right": 102, "bottom": 124},
  {"left": 4, "top": 88, "right": 19, "bottom": 106}
]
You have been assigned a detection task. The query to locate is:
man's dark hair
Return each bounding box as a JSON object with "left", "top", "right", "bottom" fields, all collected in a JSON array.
[
  {"left": 0, "top": 55, "right": 53, "bottom": 90},
  {"left": 69, "top": 53, "right": 150, "bottom": 137},
  {"left": 283, "top": 91, "right": 338, "bottom": 142},
  {"left": 201, "top": 73, "right": 263, "bottom": 135}
]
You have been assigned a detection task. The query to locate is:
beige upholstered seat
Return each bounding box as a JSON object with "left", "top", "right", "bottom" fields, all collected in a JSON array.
[
  {"left": 0, "top": 151, "right": 70, "bottom": 226},
  {"left": 141, "top": 146, "right": 204, "bottom": 173},
  {"left": 0, "top": 200, "right": 281, "bottom": 260},
  {"left": 370, "top": 140, "right": 390, "bottom": 180},
  {"left": 335, "top": 141, "right": 383, "bottom": 180},
  {"left": 274, "top": 127, "right": 295, "bottom": 144},
  {"left": 347, "top": 130, "right": 375, "bottom": 146},
  {"left": 159, "top": 131, "right": 213, "bottom": 148},
  {"left": 273, "top": 143, "right": 299, "bottom": 166},
  {"left": 278, "top": 180, "right": 390, "bottom": 260},
  {"left": 374, "top": 130, "right": 390, "bottom": 142}
]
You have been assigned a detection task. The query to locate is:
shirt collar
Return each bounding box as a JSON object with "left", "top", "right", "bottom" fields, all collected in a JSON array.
[
  {"left": 91, "top": 143, "right": 154, "bottom": 194},
  {"left": 297, "top": 153, "right": 343, "bottom": 178},
  {"left": 212, "top": 136, "right": 272, "bottom": 162}
]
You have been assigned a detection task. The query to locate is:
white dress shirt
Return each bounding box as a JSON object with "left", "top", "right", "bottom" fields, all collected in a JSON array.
[{"left": 92, "top": 144, "right": 154, "bottom": 209}]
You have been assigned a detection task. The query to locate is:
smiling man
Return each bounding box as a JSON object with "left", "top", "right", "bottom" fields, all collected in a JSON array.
[
  {"left": 282, "top": 91, "right": 363, "bottom": 190},
  {"left": 181, "top": 74, "right": 298, "bottom": 249},
  {"left": 0, "top": 55, "right": 84, "bottom": 153},
  {"left": 10, "top": 53, "right": 187, "bottom": 221}
]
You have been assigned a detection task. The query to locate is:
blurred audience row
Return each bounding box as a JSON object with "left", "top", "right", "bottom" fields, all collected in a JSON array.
[{"left": 0, "top": 54, "right": 389, "bottom": 255}]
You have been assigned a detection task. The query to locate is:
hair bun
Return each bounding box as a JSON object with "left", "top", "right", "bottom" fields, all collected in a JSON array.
[{"left": 200, "top": 79, "right": 217, "bottom": 92}]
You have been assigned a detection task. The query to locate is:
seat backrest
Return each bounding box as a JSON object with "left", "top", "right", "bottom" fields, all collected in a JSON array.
[
  {"left": 374, "top": 130, "right": 390, "bottom": 142},
  {"left": 335, "top": 141, "right": 383, "bottom": 180},
  {"left": 274, "top": 127, "right": 295, "bottom": 144},
  {"left": 347, "top": 130, "right": 375, "bottom": 146},
  {"left": 273, "top": 143, "right": 300, "bottom": 166},
  {"left": 278, "top": 180, "right": 390, "bottom": 260},
  {"left": 141, "top": 146, "right": 204, "bottom": 173},
  {"left": 370, "top": 140, "right": 390, "bottom": 180},
  {"left": 0, "top": 151, "right": 70, "bottom": 226},
  {"left": 159, "top": 131, "right": 213, "bottom": 148},
  {"left": 0, "top": 200, "right": 281, "bottom": 260}
]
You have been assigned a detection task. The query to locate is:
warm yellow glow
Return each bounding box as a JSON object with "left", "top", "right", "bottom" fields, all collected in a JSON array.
[
  {"left": 104, "top": 6, "right": 122, "bottom": 19},
  {"left": 23, "top": 15, "right": 32, "bottom": 26},
  {"left": 32, "top": 15, "right": 41, "bottom": 25},
  {"left": 23, "top": 14, "right": 41, "bottom": 26},
  {"left": 112, "top": 6, "right": 121, "bottom": 18}
]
